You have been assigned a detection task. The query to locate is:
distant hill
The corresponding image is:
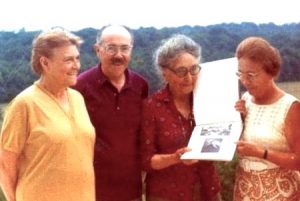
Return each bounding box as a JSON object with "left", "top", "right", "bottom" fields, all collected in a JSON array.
[{"left": 0, "top": 22, "right": 300, "bottom": 102}]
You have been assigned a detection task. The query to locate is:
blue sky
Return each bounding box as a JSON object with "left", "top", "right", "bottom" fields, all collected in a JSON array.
[{"left": 0, "top": 0, "right": 299, "bottom": 31}]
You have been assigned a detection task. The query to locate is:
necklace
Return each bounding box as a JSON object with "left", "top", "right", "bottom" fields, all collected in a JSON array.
[{"left": 36, "top": 81, "right": 71, "bottom": 115}]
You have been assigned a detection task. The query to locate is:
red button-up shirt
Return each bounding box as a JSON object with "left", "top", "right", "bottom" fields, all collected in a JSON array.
[
  {"left": 74, "top": 64, "right": 148, "bottom": 201},
  {"left": 141, "top": 86, "right": 221, "bottom": 201}
]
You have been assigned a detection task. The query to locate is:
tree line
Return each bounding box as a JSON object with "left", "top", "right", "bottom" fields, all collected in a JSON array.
[{"left": 0, "top": 22, "right": 300, "bottom": 102}]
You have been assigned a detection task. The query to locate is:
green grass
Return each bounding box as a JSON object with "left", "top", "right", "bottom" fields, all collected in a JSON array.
[
  {"left": 277, "top": 81, "right": 300, "bottom": 99},
  {"left": 0, "top": 190, "right": 5, "bottom": 201},
  {"left": 0, "top": 103, "right": 7, "bottom": 130},
  {"left": 216, "top": 156, "right": 238, "bottom": 201}
]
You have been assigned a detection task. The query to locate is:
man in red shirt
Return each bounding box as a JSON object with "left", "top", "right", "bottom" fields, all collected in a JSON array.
[{"left": 74, "top": 25, "right": 148, "bottom": 201}]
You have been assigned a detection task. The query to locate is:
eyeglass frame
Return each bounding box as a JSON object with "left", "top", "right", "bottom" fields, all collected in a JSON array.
[
  {"left": 167, "top": 64, "right": 201, "bottom": 78},
  {"left": 100, "top": 43, "right": 133, "bottom": 55},
  {"left": 235, "top": 71, "right": 261, "bottom": 81}
]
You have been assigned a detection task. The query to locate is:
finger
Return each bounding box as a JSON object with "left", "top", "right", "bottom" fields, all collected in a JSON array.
[
  {"left": 183, "top": 147, "right": 192, "bottom": 152},
  {"left": 176, "top": 152, "right": 183, "bottom": 157}
]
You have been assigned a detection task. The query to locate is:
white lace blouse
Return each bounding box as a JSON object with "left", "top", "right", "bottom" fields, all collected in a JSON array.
[{"left": 240, "top": 92, "right": 298, "bottom": 170}]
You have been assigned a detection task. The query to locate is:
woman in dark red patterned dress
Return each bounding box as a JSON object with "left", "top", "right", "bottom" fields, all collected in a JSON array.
[{"left": 141, "top": 34, "right": 222, "bottom": 201}]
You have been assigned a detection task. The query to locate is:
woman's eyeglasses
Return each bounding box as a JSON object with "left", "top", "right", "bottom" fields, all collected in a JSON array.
[
  {"left": 168, "top": 64, "right": 201, "bottom": 78},
  {"left": 236, "top": 71, "right": 260, "bottom": 81}
]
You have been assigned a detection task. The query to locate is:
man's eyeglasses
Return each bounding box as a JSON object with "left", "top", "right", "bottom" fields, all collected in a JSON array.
[
  {"left": 102, "top": 44, "right": 132, "bottom": 55},
  {"left": 236, "top": 71, "right": 260, "bottom": 81},
  {"left": 168, "top": 64, "right": 201, "bottom": 78}
]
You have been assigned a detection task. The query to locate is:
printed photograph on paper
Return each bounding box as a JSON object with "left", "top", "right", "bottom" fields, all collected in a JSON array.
[
  {"left": 200, "top": 123, "right": 232, "bottom": 136},
  {"left": 201, "top": 138, "right": 223, "bottom": 153}
]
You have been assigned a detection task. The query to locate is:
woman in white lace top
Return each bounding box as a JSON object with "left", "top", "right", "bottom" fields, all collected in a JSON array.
[{"left": 233, "top": 36, "right": 300, "bottom": 201}]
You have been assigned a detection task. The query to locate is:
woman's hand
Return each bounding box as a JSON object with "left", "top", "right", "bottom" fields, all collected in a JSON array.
[
  {"left": 236, "top": 140, "right": 264, "bottom": 158},
  {"left": 176, "top": 147, "right": 198, "bottom": 165},
  {"left": 182, "top": 159, "right": 199, "bottom": 165},
  {"left": 235, "top": 99, "right": 247, "bottom": 118},
  {"left": 174, "top": 147, "right": 190, "bottom": 158},
  {"left": 151, "top": 147, "right": 199, "bottom": 169},
  {"left": 0, "top": 149, "right": 18, "bottom": 201}
]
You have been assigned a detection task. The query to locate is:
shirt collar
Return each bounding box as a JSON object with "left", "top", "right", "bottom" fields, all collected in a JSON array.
[
  {"left": 156, "top": 84, "right": 194, "bottom": 105},
  {"left": 155, "top": 84, "right": 173, "bottom": 103},
  {"left": 97, "top": 63, "right": 135, "bottom": 91}
]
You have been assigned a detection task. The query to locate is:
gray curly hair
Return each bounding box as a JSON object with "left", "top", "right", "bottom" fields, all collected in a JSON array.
[{"left": 154, "top": 34, "right": 201, "bottom": 73}]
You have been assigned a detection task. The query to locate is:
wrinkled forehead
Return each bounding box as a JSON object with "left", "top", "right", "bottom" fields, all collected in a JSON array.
[{"left": 238, "top": 57, "right": 264, "bottom": 71}]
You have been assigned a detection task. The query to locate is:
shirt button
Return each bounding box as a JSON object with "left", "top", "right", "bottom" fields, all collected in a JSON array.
[
  {"left": 159, "top": 117, "right": 165, "bottom": 122},
  {"left": 179, "top": 192, "right": 184, "bottom": 197},
  {"left": 116, "top": 106, "right": 120, "bottom": 110},
  {"left": 114, "top": 93, "right": 117, "bottom": 96}
]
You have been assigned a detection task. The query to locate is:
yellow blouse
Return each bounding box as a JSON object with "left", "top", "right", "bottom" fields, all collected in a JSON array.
[{"left": 0, "top": 82, "right": 95, "bottom": 201}]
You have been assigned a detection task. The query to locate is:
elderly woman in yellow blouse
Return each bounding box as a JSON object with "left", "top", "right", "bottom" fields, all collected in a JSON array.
[{"left": 0, "top": 28, "right": 95, "bottom": 201}]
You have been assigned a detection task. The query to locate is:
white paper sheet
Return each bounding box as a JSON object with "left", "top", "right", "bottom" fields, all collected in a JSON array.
[{"left": 181, "top": 57, "right": 243, "bottom": 161}]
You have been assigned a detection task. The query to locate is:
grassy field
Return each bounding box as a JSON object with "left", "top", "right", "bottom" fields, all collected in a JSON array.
[
  {"left": 277, "top": 81, "right": 300, "bottom": 99},
  {"left": 0, "top": 81, "right": 298, "bottom": 201},
  {"left": 0, "top": 103, "right": 7, "bottom": 131},
  {"left": 0, "top": 191, "right": 4, "bottom": 201}
]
